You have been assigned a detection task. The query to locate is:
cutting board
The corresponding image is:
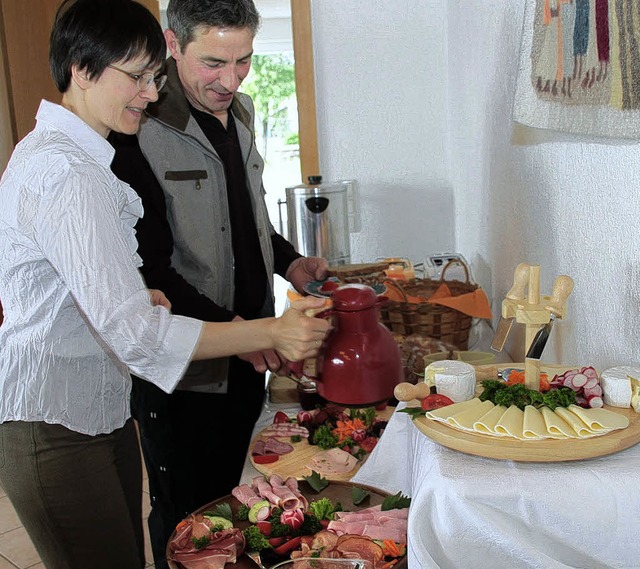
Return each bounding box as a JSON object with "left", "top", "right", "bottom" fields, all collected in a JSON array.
[
  {"left": 167, "top": 480, "right": 408, "bottom": 569},
  {"left": 250, "top": 406, "right": 396, "bottom": 480},
  {"left": 411, "top": 363, "right": 640, "bottom": 462}
]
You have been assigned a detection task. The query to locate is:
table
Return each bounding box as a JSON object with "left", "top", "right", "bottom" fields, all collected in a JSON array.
[{"left": 351, "top": 403, "right": 640, "bottom": 569}]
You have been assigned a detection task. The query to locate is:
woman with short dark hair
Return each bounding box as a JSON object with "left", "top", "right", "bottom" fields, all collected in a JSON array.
[{"left": 0, "top": 1, "right": 328, "bottom": 567}]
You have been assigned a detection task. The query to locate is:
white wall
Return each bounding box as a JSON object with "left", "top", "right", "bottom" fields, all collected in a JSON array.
[
  {"left": 311, "top": 1, "right": 640, "bottom": 369},
  {"left": 310, "top": 0, "right": 454, "bottom": 264}
]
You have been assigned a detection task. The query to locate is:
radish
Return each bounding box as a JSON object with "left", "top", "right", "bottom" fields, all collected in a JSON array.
[
  {"left": 570, "top": 374, "right": 587, "bottom": 389},
  {"left": 583, "top": 376, "right": 599, "bottom": 390},
  {"left": 256, "top": 505, "right": 271, "bottom": 522},
  {"left": 575, "top": 395, "right": 588, "bottom": 408},
  {"left": 583, "top": 384, "right": 603, "bottom": 398},
  {"left": 581, "top": 366, "right": 598, "bottom": 380},
  {"left": 587, "top": 395, "right": 604, "bottom": 408},
  {"left": 551, "top": 374, "right": 564, "bottom": 386}
]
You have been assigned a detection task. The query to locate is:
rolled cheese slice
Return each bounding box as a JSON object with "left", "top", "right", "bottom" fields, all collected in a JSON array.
[
  {"left": 425, "top": 397, "right": 483, "bottom": 421},
  {"left": 600, "top": 366, "right": 638, "bottom": 408},
  {"left": 425, "top": 360, "right": 476, "bottom": 402},
  {"left": 566, "top": 404, "right": 630, "bottom": 432},
  {"left": 522, "top": 405, "right": 546, "bottom": 439},
  {"left": 540, "top": 406, "right": 576, "bottom": 438},
  {"left": 446, "top": 400, "right": 495, "bottom": 431},
  {"left": 473, "top": 404, "right": 508, "bottom": 435},
  {"left": 494, "top": 405, "right": 525, "bottom": 439},
  {"left": 554, "top": 407, "right": 594, "bottom": 437}
]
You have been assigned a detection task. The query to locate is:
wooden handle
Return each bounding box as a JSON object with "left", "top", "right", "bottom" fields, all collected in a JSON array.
[
  {"left": 545, "top": 275, "right": 574, "bottom": 316},
  {"left": 505, "top": 263, "right": 530, "bottom": 300}
]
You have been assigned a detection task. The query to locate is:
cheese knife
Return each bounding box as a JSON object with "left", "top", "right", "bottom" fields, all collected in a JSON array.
[
  {"left": 525, "top": 275, "right": 574, "bottom": 360},
  {"left": 490, "top": 263, "right": 531, "bottom": 352}
]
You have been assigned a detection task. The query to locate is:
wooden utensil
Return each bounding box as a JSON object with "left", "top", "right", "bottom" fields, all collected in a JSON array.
[{"left": 491, "top": 262, "right": 531, "bottom": 352}]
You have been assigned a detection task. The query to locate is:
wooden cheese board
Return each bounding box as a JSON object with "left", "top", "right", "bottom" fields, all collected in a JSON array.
[
  {"left": 167, "top": 480, "right": 408, "bottom": 569},
  {"left": 250, "top": 406, "right": 395, "bottom": 481},
  {"left": 411, "top": 364, "right": 640, "bottom": 462}
]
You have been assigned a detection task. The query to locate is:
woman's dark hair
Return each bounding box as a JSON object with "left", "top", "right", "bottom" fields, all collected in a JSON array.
[
  {"left": 50, "top": 0, "right": 166, "bottom": 93},
  {"left": 167, "top": 0, "right": 261, "bottom": 51}
]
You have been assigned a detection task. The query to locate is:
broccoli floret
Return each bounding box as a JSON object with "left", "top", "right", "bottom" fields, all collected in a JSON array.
[{"left": 242, "top": 526, "right": 271, "bottom": 552}]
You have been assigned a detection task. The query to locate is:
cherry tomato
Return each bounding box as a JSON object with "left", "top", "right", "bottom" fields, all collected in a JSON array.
[{"left": 421, "top": 393, "right": 454, "bottom": 411}]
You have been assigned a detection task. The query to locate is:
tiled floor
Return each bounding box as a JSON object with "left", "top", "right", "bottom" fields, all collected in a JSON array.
[{"left": 0, "top": 462, "right": 155, "bottom": 568}]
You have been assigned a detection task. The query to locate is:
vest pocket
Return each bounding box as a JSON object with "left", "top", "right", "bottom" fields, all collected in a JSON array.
[{"left": 164, "top": 170, "right": 208, "bottom": 190}]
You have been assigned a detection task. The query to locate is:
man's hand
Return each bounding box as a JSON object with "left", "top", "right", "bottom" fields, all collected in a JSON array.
[
  {"left": 148, "top": 289, "right": 172, "bottom": 310},
  {"left": 233, "top": 316, "right": 287, "bottom": 373},
  {"left": 285, "top": 256, "right": 329, "bottom": 294}
]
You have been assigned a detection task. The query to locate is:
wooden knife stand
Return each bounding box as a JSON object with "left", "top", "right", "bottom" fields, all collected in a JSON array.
[{"left": 499, "top": 265, "right": 569, "bottom": 390}]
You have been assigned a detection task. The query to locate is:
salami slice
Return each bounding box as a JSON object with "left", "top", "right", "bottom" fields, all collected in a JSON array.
[{"left": 263, "top": 437, "right": 294, "bottom": 455}]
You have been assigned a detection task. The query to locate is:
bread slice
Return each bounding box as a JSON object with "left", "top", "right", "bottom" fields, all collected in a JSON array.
[{"left": 326, "top": 262, "right": 389, "bottom": 285}]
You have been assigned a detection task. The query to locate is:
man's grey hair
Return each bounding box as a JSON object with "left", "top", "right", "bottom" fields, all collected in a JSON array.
[{"left": 167, "top": 0, "right": 261, "bottom": 49}]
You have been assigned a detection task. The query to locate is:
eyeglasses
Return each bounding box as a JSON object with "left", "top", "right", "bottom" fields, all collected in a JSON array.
[{"left": 108, "top": 64, "right": 167, "bottom": 92}]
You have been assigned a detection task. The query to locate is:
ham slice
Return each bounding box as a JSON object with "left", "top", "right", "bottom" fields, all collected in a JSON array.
[
  {"left": 329, "top": 506, "right": 409, "bottom": 543},
  {"left": 168, "top": 520, "right": 245, "bottom": 569},
  {"left": 261, "top": 423, "right": 309, "bottom": 438},
  {"left": 307, "top": 447, "right": 358, "bottom": 476},
  {"left": 231, "top": 484, "right": 263, "bottom": 508},
  {"left": 268, "top": 474, "right": 303, "bottom": 510}
]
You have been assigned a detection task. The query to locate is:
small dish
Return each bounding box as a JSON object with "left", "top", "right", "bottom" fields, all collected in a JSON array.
[{"left": 304, "top": 279, "right": 387, "bottom": 298}]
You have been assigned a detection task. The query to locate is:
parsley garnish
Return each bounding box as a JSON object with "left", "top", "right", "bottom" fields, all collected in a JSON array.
[{"left": 191, "top": 535, "right": 210, "bottom": 550}]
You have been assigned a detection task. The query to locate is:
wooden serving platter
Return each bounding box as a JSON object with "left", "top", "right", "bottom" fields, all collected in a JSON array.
[
  {"left": 167, "top": 480, "right": 408, "bottom": 569},
  {"left": 411, "top": 363, "right": 640, "bottom": 462},
  {"left": 250, "top": 407, "right": 396, "bottom": 481}
]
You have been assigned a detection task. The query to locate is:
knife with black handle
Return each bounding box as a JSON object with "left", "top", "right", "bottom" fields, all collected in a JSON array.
[{"left": 525, "top": 275, "right": 575, "bottom": 360}]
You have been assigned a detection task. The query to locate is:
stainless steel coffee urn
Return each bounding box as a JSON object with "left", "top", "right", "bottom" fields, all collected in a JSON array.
[{"left": 279, "top": 176, "right": 352, "bottom": 266}]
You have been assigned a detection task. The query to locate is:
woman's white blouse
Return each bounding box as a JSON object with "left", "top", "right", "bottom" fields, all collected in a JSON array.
[{"left": 0, "top": 100, "right": 203, "bottom": 435}]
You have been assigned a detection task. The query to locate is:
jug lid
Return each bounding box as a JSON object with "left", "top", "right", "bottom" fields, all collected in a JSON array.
[{"left": 332, "top": 284, "right": 377, "bottom": 311}]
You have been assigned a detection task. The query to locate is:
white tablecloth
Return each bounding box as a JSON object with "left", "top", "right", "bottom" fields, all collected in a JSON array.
[{"left": 351, "top": 403, "right": 640, "bottom": 569}]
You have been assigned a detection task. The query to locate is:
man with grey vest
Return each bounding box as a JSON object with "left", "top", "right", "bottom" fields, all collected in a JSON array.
[{"left": 110, "top": 0, "right": 327, "bottom": 566}]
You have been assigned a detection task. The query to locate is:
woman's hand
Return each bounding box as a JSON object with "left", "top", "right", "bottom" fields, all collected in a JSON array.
[
  {"left": 148, "top": 289, "right": 171, "bottom": 310},
  {"left": 270, "top": 297, "right": 331, "bottom": 362}
]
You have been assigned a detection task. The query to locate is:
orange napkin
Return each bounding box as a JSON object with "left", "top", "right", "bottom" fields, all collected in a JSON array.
[{"left": 426, "top": 283, "right": 493, "bottom": 319}]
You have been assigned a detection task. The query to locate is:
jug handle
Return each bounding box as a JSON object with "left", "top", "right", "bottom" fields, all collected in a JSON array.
[{"left": 287, "top": 308, "right": 334, "bottom": 378}]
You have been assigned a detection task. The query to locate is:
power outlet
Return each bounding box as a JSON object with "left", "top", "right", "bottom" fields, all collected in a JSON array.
[{"left": 425, "top": 252, "right": 474, "bottom": 282}]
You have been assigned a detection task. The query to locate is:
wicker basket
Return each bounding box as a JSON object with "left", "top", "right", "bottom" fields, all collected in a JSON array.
[{"left": 378, "top": 259, "right": 477, "bottom": 349}]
